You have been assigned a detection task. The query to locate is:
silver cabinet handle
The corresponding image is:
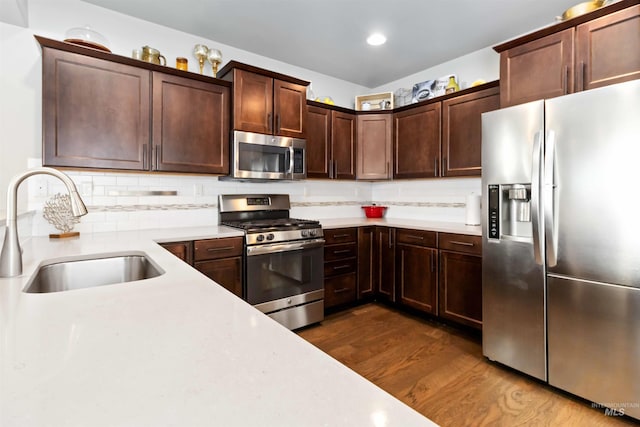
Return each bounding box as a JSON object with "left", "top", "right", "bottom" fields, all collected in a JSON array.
[
  {"left": 406, "top": 235, "right": 424, "bottom": 240},
  {"left": 332, "top": 249, "right": 351, "bottom": 255},
  {"left": 206, "top": 246, "right": 236, "bottom": 252},
  {"left": 531, "top": 130, "right": 544, "bottom": 265},
  {"left": 333, "top": 287, "right": 352, "bottom": 293},
  {"left": 449, "top": 240, "right": 474, "bottom": 247},
  {"left": 331, "top": 233, "right": 351, "bottom": 239}
]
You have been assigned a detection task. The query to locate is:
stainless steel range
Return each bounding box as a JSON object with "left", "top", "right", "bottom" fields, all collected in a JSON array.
[{"left": 218, "top": 194, "right": 324, "bottom": 330}]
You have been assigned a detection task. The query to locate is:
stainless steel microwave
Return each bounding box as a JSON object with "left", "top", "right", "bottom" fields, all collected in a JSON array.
[{"left": 229, "top": 130, "right": 306, "bottom": 180}]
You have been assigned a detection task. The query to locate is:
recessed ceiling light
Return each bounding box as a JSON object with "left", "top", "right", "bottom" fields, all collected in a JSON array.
[{"left": 366, "top": 33, "right": 386, "bottom": 46}]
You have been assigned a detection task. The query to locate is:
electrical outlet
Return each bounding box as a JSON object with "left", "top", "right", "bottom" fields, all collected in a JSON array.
[{"left": 194, "top": 184, "right": 203, "bottom": 196}]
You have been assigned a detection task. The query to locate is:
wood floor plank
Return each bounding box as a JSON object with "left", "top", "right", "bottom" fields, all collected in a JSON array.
[{"left": 297, "top": 303, "right": 638, "bottom": 427}]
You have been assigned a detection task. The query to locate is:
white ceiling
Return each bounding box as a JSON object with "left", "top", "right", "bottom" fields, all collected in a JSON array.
[{"left": 82, "top": 0, "right": 581, "bottom": 88}]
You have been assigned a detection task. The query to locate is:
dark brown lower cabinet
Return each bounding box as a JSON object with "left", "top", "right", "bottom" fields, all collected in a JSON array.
[
  {"left": 438, "top": 251, "right": 482, "bottom": 329},
  {"left": 193, "top": 237, "right": 244, "bottom": 298},
  {"left": 160, "top": 241, "right": 193, "bottom": 264},
  {"left": 375, "top": 227, "right": 396, "bottom": 302},
  {"left": 357, "top": 226, "right": 375, "bottom": 299},
  {"left": 324, "top": 228, "right": 358, "bottom": 309},
  {"left": 195, "top": 257, "right": 243, "bottom": 298},
  {"left": 438, "top": 232, "right": 483, "bottom": 329},
  {"left": 395, "top": 229, "right": 438, "bottom": 314}
]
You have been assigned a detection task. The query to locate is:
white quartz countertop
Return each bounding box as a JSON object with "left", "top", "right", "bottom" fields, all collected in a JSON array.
[
  {"left": 320, "top": 217, "right": 482, "bottom": 236},
  {"left": 0, "top": 226, "right": 437, "bottom": 427}
]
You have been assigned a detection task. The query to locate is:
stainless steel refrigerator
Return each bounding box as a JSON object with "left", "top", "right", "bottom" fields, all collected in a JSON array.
[{"left": 481, "top": 79, "right": 640, "bottom": 420}]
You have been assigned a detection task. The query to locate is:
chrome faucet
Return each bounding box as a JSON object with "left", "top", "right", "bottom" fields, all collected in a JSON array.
[{"left": 0, "top": 167, "right": 88, "bottom": 277}]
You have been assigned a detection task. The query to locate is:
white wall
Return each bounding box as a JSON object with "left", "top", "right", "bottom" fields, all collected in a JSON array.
[{"left": 0, "top": 0, "right": 496, "bottom": 237}]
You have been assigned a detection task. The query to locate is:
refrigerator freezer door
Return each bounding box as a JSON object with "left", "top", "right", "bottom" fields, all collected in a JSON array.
[
  {"left": 481, "top": 100, "right": 547, "bottom": 381},
  {"left": 548, "top": 275, "right": 640, "bottom": 419},
  {"left": 544, "top": 79, "right": 640, "bottom": 288}
]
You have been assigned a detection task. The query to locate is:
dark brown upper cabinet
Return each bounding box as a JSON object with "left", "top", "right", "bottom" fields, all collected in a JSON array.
[
  {"left": 394, "top": 102, "right": 441, "bottom": 179},
  {"left": 393, "top": 82, "right": 499, "bottom": 179},
  {"left": 495, "top": 0, "right": 640, "bottom": 107},
  {"left": 357, "top": 113, "right": 392, "bottom": 180},
  {"left": 38, "top": 36, "right": 230, "bottom": 174},
  {"left": 42, "top": 47, "right": 151, "bottom": 170},
  {"left": 441, "top": 85, "right": 500, "bottom": 177},
  {"left": 219, "top": 61, "right": 308, "bottom": 138},
  {"left": 152, "top": 73, "right": 229, "bottom": 174},
  {"left": 306, "top": 102, "right": 356, "bottom": 179}
]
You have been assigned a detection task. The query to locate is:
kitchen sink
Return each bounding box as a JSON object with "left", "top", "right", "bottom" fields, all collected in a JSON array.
[{"left": 23, "top": 252, "right": 164, "bottom": 293}]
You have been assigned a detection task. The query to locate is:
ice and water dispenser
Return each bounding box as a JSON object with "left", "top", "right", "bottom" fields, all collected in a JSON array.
[{"left": 487, "top": 184, "right": 532, "bottom": 240}]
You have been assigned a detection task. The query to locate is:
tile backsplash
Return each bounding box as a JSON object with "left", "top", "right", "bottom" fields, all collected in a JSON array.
[{"left": 22, "top": 161, "right": 480, "bottom": 236}]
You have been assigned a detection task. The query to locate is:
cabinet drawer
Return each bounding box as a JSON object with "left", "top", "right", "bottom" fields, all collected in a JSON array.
[
  {"left": 324, "top": 258, "right": 357, "bottom": 277},
  {"left": 325, "top": 273, "right": 357, "bottom": 308},
  {"left": 323, "top": 228, "right": 357, "bottom": 245},
  {"left": 324, "top": 242, "right": 357, "bottom": 262},
  {"left": 396, "top": 228, "right": 437, "bottom": 247},
  {"left": 194, "top": 237, "right": 244, "bottom": 261},
  {"left": 438, "top": 233, "right": 482, "bottom": 255}
]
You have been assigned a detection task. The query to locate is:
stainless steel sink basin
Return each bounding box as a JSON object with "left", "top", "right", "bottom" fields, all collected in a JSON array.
[{"left": 24, "top": 253, "right": 164, "bottom": 293}]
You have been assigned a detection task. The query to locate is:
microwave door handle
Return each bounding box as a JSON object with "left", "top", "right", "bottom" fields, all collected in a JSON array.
[{"left": 285, "top": 148, "right": 292, "bottom": 175}]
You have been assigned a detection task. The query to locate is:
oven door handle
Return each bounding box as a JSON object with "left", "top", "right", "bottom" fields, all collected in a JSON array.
[{"left": 246, "top": 238, "right": 325, "bottom": 256}]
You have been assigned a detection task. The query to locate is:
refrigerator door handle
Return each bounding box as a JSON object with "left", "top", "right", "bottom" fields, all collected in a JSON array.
[
  {"left": 544, "top": 129, "right": 558, "bottom": 267},
  {"left": 531, "top": 130, "right": 544, "bottom": 265}
]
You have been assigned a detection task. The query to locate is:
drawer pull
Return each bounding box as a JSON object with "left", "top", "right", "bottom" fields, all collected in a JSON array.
[
  {"left": 407, "top": 235, "right": 424, "bottom": 240},
  {"left": 331, "top": 233, "right": 351, "bottom": 239},
  {"left": 332, "top": 264, "right": 352, "bottom": 271},
  {"left": 206, "top": 246, "right": 236, "bottom": 252},
  {"left": 449, "top": 240, "right": 474, "bottom": 247},
  {"left": 332, "top": 249, "right": 351, "bottom": 255},
  {"left": 333, "top": 287, "right": 352, "bottom": 294}
]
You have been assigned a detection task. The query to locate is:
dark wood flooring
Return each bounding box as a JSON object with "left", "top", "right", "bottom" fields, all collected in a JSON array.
[{"left": 297, "top": 303, "right": 638, "bottom": 427}]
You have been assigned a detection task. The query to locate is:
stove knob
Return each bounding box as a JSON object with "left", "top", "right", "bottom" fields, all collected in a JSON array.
[
  {"left": 301, "top": 230, "right": 309, "bottom": 237},
  {"left": 266, "top": 233, "right": 275, "bottom": 241},
  {"left": 308, "top": 229, "right": 316, "bottom": 237},
  {"left": 256, "top": 235, "right": 265, "bottom": 242}
]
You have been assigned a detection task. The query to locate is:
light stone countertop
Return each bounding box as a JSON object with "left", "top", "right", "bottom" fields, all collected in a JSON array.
[
  {"left": 0, "top": 225, "right": 438, "bottom": 427},
  {"left": 320, "top": 217, "right": 482, "bottom": 236}
]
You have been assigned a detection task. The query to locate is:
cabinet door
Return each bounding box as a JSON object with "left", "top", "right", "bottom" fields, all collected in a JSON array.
[
  {"left": 500, "top": 28, "right": 574, "bottom": 107},
  {"left": 439, "top": 251, "right": 482, "bottom": 329},
  {"left": 42, "top": 47, "right": 150, "bottom": 170},
  {"left": 576, "top": 5, "right": 640, "bottom": 91},
  {"left": 273, "top": 79, "right": 307, "bottom": 138},
  {"left": 195, "top": 257, "right": 243, "bottom": 298},
  {"left": 397, "top": 243, "right": 438, "bottom": 314},
  {"left": 393, "top": 103, "right": 441, "bottom": 178},
  {"left": 306, "top": 105, "right": 331, "bottom": 178},
  {"left": 357, "top": 114, "right": 392, "bottom": 180},
  {"left": 442, "top": 86, "right": 500, "bottom": 177},
  {"left": 376, "top": 227, "right": 396, "bottom": 302},
  {"left": 357, "top": 226, "right": 375, "bottom": 299},
  {"left": 152, "top": 73, "right": 230, "bottom": 174},
  {"left": 331, "top": 111, "right": 357, "bottom": 179},
  {"left": 233, "top": 69, "right": 273, "bottom": 134},
  {"left": 160, "top": 241, "right": 193, "bottom": 264}
]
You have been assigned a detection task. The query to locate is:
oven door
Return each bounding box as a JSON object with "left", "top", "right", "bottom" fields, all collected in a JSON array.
[{"left": 245, "top": 239, "right": 324, "bottom": 311}]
